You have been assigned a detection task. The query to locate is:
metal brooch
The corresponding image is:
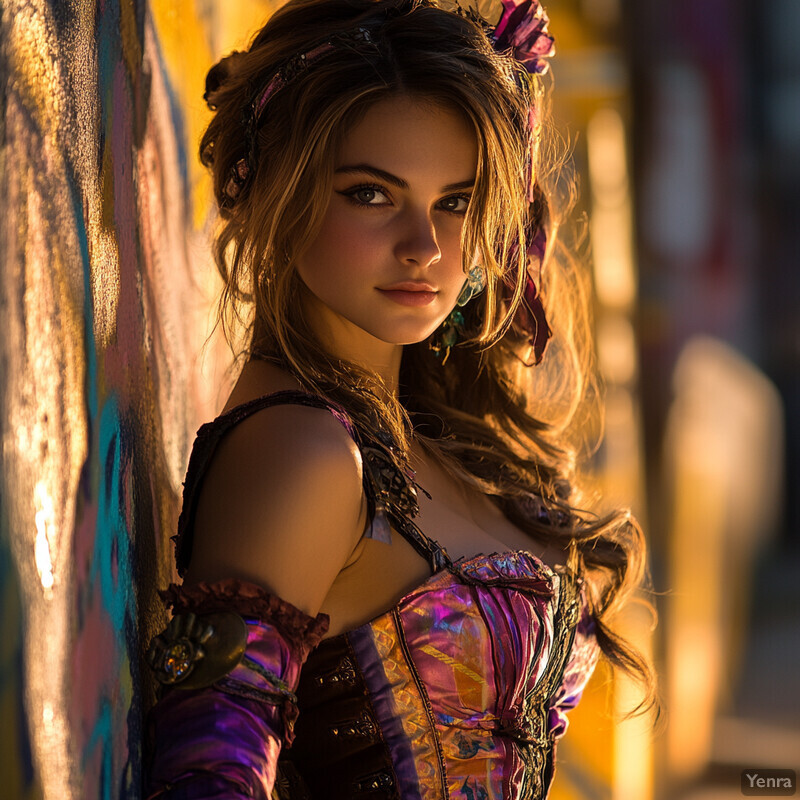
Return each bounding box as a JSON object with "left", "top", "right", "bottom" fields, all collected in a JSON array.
[{"left": 147, "top": 611, "right": 248, "bottom": 690}]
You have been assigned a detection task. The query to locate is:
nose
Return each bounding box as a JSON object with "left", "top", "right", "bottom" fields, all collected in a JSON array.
[{"left": 393, "top": 208, "right": 442, "bottom": 269}]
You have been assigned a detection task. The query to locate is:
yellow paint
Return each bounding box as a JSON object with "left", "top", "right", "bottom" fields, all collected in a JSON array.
[
  {"left": 9, "top": 4, "right": 61, "bottom": 141},
  {"left": 149, "top": 0, "right": 215, "bottom": 228},
  {"left": 148, "top": 1, "right": 285, "bottom": 229}
]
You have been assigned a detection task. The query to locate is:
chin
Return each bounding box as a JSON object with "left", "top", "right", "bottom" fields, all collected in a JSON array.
[{"left": 372, "top": 322, "right": 442, "bottom": 347}]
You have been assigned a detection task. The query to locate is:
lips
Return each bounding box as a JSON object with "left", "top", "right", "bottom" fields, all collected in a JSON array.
[
  {"left": 378, "top": 284, "right": 437, "bottom": 306},
  {"left": 376, "top": 283, "right": 438, "bottom": 307},
  {"left": 379, "top": 281, "right": 437, "bottom": 292}
]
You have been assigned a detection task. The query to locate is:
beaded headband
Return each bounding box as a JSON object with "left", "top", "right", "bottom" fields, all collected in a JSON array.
[
  {"left": 217, "top": 26, "right": 379, "bottom": 205},
  {"left": 208, "top": 0, "right": 555, "bottom": 362}
]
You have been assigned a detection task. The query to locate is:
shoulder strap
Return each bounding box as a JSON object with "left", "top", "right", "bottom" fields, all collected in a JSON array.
[
  {"left": 174, "top": 390, "right": 355, "bottom": 576},
  {"left": 172, "top": 390, "right": 446, "bottom": 576},
  {"left": 204, "top": 389, "right": 357, "bottom": 438}
]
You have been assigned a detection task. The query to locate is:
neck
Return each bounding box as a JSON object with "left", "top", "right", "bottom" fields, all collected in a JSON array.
[{"left": 300, "top": 289, "right": 403, "bottom": 397}]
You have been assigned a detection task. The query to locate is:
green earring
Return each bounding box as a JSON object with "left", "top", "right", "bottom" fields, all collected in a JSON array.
[
  {"left": 429, "top": 267, "right": 486, "bottom": 364},
  {"left": 429, "top": 308, "right": 464, "bottom": 364},
  {"left": 456, "top": 265, "right": 486, "bottom": 307}
]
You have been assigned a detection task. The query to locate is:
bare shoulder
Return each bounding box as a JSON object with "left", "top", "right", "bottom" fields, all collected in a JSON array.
[
  {"left": 185, "top": 400, "right": 366, "bottom": 617},
  {"left": 220, "top": 357, "right": 301, "bottom": 412}
]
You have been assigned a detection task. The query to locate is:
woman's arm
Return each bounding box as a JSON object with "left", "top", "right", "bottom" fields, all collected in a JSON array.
[
  {"left": 187, "top": 402, "right": 367, "bottom": 611},
  {"left": 145, "top": 404, "right": 366, "bottom": 799}
]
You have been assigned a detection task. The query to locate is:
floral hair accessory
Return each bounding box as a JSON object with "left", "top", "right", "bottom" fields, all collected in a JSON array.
[
  {"left": 489, "top": 0, "right": 554, "bottom": 364},
  {"left": 491, "top": 0, "right": 555, "bottom": 75}
]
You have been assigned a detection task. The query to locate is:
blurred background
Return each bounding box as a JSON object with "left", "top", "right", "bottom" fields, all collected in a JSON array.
[
  {"left": 547, "top": 1, "right": 800, "bottom": 798},
  {"left": 1, "top": 0, "right": 797, "bottom": 798}
]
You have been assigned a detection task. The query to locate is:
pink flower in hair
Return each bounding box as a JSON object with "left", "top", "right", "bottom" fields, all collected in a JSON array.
[{"left": 492, "top": 0, "right": 555, "bottom": 74}]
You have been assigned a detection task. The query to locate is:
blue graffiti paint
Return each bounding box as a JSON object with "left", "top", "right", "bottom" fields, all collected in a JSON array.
[
  {"left": 90, "top": 395, "right": 134, "bottom": 642},
  {"left": 83, "top": 699, "right": 113, "bottom": 800}
]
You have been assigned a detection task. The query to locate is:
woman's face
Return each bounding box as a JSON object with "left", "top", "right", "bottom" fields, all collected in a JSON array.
[{"left": 294, "top": 94, "right": 479, "bottom": 364}]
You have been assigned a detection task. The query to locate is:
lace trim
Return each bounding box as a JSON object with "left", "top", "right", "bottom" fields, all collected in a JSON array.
[{"left": 160, "top": 579, "right": 330, "bottom": 657}]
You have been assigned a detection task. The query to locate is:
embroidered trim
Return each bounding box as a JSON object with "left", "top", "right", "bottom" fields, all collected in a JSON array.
[
  {"left": 518, "top": 565, "right": 583, "bottom": 795},
  {"left": 391, "top": 607, "right": 450, "bottom": 796},
  {"left": 313, "top": 656, "right": 358, "bottom": 688},
  {"left": 329, "top": 709, "right": 378, "bottom": 740},
  {"left": 352, "top": 769, "right": 396, "bottom": 794}
]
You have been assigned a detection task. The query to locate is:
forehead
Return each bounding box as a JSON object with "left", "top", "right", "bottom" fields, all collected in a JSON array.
[{"left": 336, "top": 94, "right": 478, "bottom": 182}]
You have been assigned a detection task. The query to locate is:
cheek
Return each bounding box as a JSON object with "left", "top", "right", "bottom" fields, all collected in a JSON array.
[
  {"left": 298, "top": 206, "right": 379, "bottom": 286},
  {"left": 439, "top": 227, "right": 470, "bottom": 287},
  {"left": 297, "top": 219, "right": 359, "bottom": 298}
]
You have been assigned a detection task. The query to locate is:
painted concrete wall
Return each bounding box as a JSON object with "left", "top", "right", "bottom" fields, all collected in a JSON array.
[{"left": 0, "top": 2, "right": 274, "bottom": 797}]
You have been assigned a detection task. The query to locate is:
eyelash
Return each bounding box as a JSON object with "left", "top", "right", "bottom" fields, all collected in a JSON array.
[{"left": 339, "top": 183, "right": 472, "bottom": 216}]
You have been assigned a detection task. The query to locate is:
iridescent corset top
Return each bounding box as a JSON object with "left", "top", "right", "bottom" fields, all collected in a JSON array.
[{"left": 277, "top": 550, "right": 599, "bottom": 800}]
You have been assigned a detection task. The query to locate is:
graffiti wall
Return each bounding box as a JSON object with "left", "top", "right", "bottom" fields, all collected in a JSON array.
[{"left": 0, "top": 1, "right": 274, "bottom": 797}]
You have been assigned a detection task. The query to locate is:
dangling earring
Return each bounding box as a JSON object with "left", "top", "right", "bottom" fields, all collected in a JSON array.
[
  {"left": 456, "top": 265, "right": 486, "bottom": 307},
  {"left": 429, "top": 266, "right": 486, "bottom": 364},
  {"left": 429, "top": 310, "right": 463, "bottom": 365}
]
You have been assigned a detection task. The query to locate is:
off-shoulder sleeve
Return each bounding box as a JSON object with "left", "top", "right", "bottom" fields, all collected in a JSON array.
[{"left": 145, "top": 579, "right": 329, "bottom": 799}]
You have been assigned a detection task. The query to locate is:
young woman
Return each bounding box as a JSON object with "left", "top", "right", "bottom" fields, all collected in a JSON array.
[{"left": 144, "top": 0, "right": 657, "bottom": 797}]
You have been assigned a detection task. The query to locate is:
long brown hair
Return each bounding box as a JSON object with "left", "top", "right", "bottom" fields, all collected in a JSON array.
[{"left": 200, "top": 0, "right": 658, "bottom": 718}]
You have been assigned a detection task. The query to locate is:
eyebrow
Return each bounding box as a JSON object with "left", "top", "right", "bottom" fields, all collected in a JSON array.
[{"left": 334, "top": 163, "right": 475, "bottom": 193}]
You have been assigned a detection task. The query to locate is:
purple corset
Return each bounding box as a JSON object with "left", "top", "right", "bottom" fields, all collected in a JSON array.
[
  {"left": 150, "top": 392, "right": 601, "bottom": 800},
  {"left": 280, "top": 550, "right": 599, "bottom": 799}
]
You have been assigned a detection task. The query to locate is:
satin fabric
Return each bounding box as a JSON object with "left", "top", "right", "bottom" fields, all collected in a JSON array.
[
  {"left": 146, "top": 592, "right": 329, "bottom": 800},
  {"left": 287, "top": 549, "right": 599, "bottom": 799}
]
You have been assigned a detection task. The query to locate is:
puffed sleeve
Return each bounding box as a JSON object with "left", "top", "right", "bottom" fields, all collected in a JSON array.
[{"left": 144, "top": 579, "right": 329, "bottom": 799}]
